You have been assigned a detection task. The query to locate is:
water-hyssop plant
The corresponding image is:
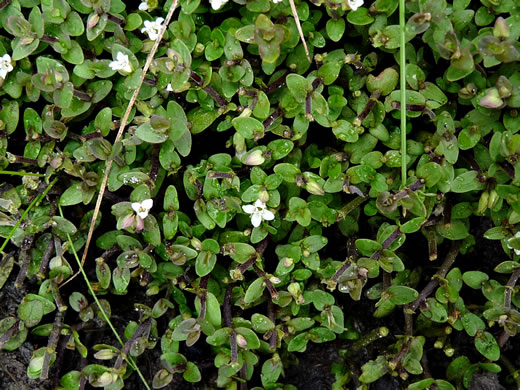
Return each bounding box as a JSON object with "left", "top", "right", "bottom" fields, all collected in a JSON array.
[{"left": 0, "top": 0, "right": 520, "bottom": 389}]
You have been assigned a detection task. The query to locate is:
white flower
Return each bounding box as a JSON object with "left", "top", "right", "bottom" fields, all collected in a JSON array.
[
  {"left": 166, "top": 83, "right": 173, "bottom": 92},
  {"left": 132, "top": 199, "right": 153, "bottom": 219},
  {"left": 210, "top": 0, "right": 228, "bottom": 10},
  {"left": 138, "top": 1, "right": 149, "bottom": 10},
  {"left": 0, "top": 54, "right": 13, "bottom": 80},
  {"left": 141, "top": 17, "right": 164, "bottom": 41},
  {"left": 507, "top": 232, "right": 520, "bottom": 255},
  {"left": 109, "top": 52, "right": 132, "bottom": 73},
  {"left": 272, "top": 0, "right": 283, "bottom": 3},
  {"left": 347, "top": 0, "right": 364, "bottom": 11},
  {"left": 242, "top": 199, "right": 275, "bottom": 228}
]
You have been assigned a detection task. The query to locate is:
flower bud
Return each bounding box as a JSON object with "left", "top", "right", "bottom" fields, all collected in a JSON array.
[
  {"left": 493, "top": 16, "right": 510, "bottom": 40},
  {"left": 245, "top": 150, "right": 265, "bottom": 166},
  {"left": 305, "top": 180, "right": 325, "bottom": 195},
  {"left": 477, "top": 191, "right": 489, "bottom": 214},
  {"left": 236, "top": 334, "right": 248, "bottom": 348},
  {"left": 259, "top": 190, "right": 269, "bottom": 203}
]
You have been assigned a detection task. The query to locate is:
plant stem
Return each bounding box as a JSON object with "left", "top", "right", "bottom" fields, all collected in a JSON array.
[
  {"left": 337, "top": 196, "right": 366, "bottom": 221},
  {"left": 72, "top": 89, "right": 92, "bottom": 101},
  {"left": 399, "top": 0, "right": 407, "bottom": 188},
  {"left": 0, "top": 170, "right": 44, "bottom": 177},
  {"left": 41, "top": 34, "right": 59, "bottom": 43},
  {"left": 51, "top": 280, "right": 67, "bottom": 312},
  {"left": 114, "top": 318, "right": 152, "bottom": 370},
  {"left": 190, "top": 71, "right": 227, "bottom": 106},
  {"left": 355, "top": 91, "right": 380, "bottom": 124},
  {"left": 423, "top": 227, "right": 437, "bottom": 261},
  {"left": 408, "top": 240, "right": 462, "bottom": 313},
  {"left": 198, "top": 275, "right": 209, "bottom": 320},
  {"left": 500, "top": 354, "right": 520, "bottom": 388},
  {"left": 253, "top": 264, "right": 278, "bottom": 300},
  {"left": 504, "top": 268, "right": 520, "bottom": 310},
  {"left": 40, "top": 310, "right": 64, "bottom": 380},
  {"left": 263, "top": 108, "right": 282, "bottom": 130},
  {"left": 224, "top": 285, "right": 238, "bottom": 362},
  {"left": 14, "top": 235, "right": 34, "bottom": 289},
  {"left": 350, "top": 326, "right": 389, "bottom": 354},
  {"left": 0, "top": 319, "right": 18, "bottom": 349},
  {"left": 267, "top": 300, "right": 277, "bottom": 350},
  {"left": 263, "top": 72, "right": 287, "bottom": 94}
]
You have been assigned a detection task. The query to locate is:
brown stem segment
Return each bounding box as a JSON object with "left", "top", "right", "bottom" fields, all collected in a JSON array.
[
  {"left": 0, "top": 319, "right": 18, "bottom": 349},
  {"left": 408, "top": 241, "right": 462, "bottom": 314},
  {"left": 253, "top": 264, "right": 278, "bottom": 300},
  {"left": 504, "top": 268, "right": 520, "bottom": 310},
  {"left": 114, "top": 318, "right": 152, "bottom": 370},
  {"left": 224, "top": 285, "right": 238, "bottom": 362},
  {"left": 263, "top": 72, "right": 287, "bottom": 94},
  {"left": 73, "top": 89, "right": 92, "bottom": 102},
  {"left": 263, "top": 108, "right": 282, "bottom": 130},
  {"left": 190, "top": 71, "right": 227, "bottom": 106},
  {"left": 15, "top": 236, "right": 35, "bottom": 289},
  {"left": 423, "top": 227, "right": 438, "bottom": 261},
  {"left": 51, "top": 280, "right": 67, "bottom": 312},
  {"left": 330, "top": 260, "right": 352, "bottom": 283},
  {"left": 40, "top": 309, "right": 64, "bottom": 380},
  {"left": 267, "top": 300, "right": 277, "bottom": 350},
  {"left": 41, "top": 34, "right": 59, "bottom": 43},
  {"left": 198, "top": 275, "right": 209, "bottom": 320},
  {"left": 355, "top": 91, "right": 381, "bottom": 124}
]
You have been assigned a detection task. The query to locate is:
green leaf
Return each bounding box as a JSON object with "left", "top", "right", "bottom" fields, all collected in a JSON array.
[
  {"left": 232, "top": 117, "right": 264, "bottom": 140},
  {"left": 450, "top": 170, "right": 483, "bottom": 193},
  {"left": 474, "top": 331, "right": 500, "bottom": 361},
  {"left": 183, "top": 362, "right": 201, "bottom": 382},
  {"left": 244, "top": 277, "right": 265, "bottom": 304},
  {"left": 356, "top": 239, "right": 382, "bottom": 257},
  {"left": 385, "top": 286, "right": 419, "bottom": 305},
  {"left": 360, "top": 355, "right": 387, "bottom": 383},
  {"left": 347, "top": 7, "right": 375, "bottom": 25},
  {"left": 195, "top": 250, "right": 217, "bottom": 277},
  {"left": 326, "top": 18, "right": 345, "bottom": 42},
  {"left": 286, "top": 74, "right": 309, "bottom": 103}
]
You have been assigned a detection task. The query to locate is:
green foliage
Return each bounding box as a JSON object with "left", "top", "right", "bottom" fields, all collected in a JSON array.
[{"left": 0, "top": 0, "right": 519, "bottom": 389}]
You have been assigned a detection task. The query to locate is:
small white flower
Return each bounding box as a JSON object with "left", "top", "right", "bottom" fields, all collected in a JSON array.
[
  {"left": 0, "top": 54, "right": 14, "bottom": 80},
  {"left": 141, "top": 17, "right": 164, "bottom": 41},
  {"left": 131, "top": 199, "right": 153, "bottom": 219},
  {"left": 166, "top": 83, "right": 173, "bottom": 92},
  {"left": 272, "top": 0, "right": 283, "bottom": 3},
  {"left": 138, "top": 1, "right": 149, "bottom": 10},
  {"left": 507, "top": 232, "right": 520, "bottom": 255},
  {"left": 347, "top": 0, "right": 363, "bottom": 10},
  {"left": 210, "top": 0, "right": 228, "bottom": 10},
  {"left": 109, "top": 52, "right": 132, "bottom": 73},
  {"left": 242, "top": 199, "right": 275, "bottom": 228}
]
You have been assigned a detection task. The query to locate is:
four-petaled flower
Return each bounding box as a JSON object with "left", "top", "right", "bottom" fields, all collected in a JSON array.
[
  {"left": 109, "top": 52, "right": 132, "bottom": 73},
  {"left": 141, "top": 17, "right": 165, "bottom": 41},
  {"left": 272, "top": 0, "right": 283, "bottom": 3},
  {"left": 210, "top": 0, "right": 228, "bottom": 10},
  {"left": 166, "top": 83, "right": 173, "bottom": 92},
  {"left": 132, "top": 199, "right": 154, "bottom": 219},
  {"left": 0, "top": 54, "right": 13, "bottom": 80},
  {"left": 242, "top": 199, "right": 275, "bottom": 228},
  {"left": 507, "top": 231, "right": 520, "bottom": 255},
  {"left": 139, "top": 0, "right": 150, "bottom": 10},
  {"left": 347, "top": 0, "right": 364, "bottom": 10}
]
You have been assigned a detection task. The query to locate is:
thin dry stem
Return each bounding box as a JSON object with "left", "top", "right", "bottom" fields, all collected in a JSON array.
[
  {"left": 60, "top": 1, "right": 180, "bottom": 288},
  {"left": 289, "top": 0, "right": 311, "bottom": 62}
]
